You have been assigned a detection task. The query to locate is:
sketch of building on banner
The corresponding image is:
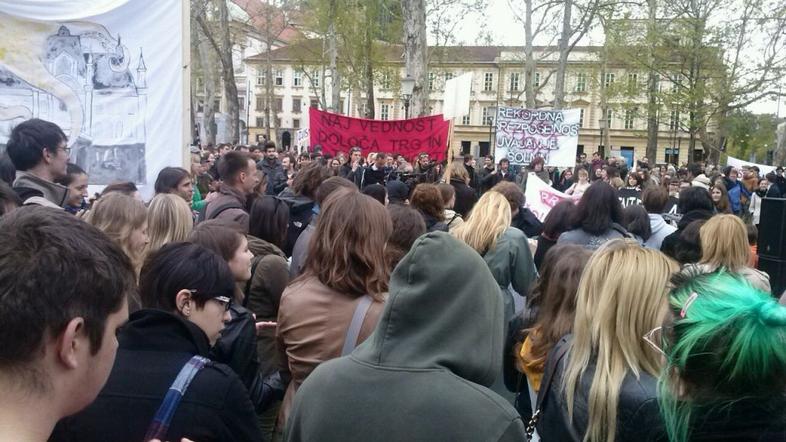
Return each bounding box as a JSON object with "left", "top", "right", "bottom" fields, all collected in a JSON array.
[{"left": 0, "top": 22, "right": 148, "bottom": 184}]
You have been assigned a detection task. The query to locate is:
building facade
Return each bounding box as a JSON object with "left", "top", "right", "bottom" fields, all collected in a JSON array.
[{"left": 246, "top": 41, "right": 710, "bottom": 165}]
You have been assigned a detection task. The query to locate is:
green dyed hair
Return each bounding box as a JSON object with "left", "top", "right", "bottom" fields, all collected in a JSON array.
[{"left": 658, "top": 269, "right": 786, "bottom": 441}]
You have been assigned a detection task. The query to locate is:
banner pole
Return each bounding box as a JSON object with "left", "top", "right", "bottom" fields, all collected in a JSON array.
[{"left": 446, "top": 118, "right": 455, "bottom": 160}]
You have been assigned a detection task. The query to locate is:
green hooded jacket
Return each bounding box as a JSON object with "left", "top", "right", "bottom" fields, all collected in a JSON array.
[{"left": 285, "top": 232, "right": 527, "bottom": 442}]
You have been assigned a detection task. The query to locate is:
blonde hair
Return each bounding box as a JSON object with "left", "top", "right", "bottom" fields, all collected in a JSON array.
[
  {"left": 452, "top": 191, "right": 510, "bottom": 254},
  {"left": 443, "top": 159, "right": 470, "bottom": 185},
  {"left": 146, "top": 193, "right": 194, "bottom": 255},
  {"left": 699, "top": 214, "right": 749, "bottom": 271},
  {"left": 563, "top": 239, "right": 676, "bottom": 442},
  {"left": 86, "top": 192, "right": 147, "bottom": 271},
  {"left": 609, "top": 177, "right": 624, "bottom": 190}
]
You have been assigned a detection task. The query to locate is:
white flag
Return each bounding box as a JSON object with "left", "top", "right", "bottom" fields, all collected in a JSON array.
[{"left": 442, "top": 73, "right": 473, "bottom": 120}]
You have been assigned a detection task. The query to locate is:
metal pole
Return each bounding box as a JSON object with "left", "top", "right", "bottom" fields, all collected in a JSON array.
[{"left": 404, "top": 98, "right": 410, "bottom": 119}]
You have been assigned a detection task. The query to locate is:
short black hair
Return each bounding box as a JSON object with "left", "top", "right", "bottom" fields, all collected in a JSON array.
[
  {"left": 6, "top": 119, "right": 67, "bottom": 171},
  {"left": 499, "top": 158, "right": 510, "bottom": 165},
  {"left": 362, "top": 184, "right": 387, "bottom": 205},
  {"left": 623, "top": 205, "right": 652, "bottom": 241},
  {"left": 264, "top": 141, "right": 277, "bottom": 152},
  {"left": 139, "top": 242, "right": 235, "bottom": 312},
  {"left": 0, "top": 181, "right": 21, "bottom": 216},
  {"left": 677, "top": 187, "right": 713, "bottom": 214},
  {"left": 154, "top": 167, "right": 190, "bottom": 194},
  {"left": 54, "top": 163, "right": 87, "bottom": 187},
  {"left": 542, "top": 200, "right": 577, "bottom": 239},
  {"left": 0, "top": 154, "right": 15, "bottom": 185},
  {"left": 217, "top": 151, "right": 252, "bottom": 183},
  {"left": 0, "top": 206, "right": 134, "bottom": 387},
  {"left": 248, "top": 196, "right": 289, "bottom": 250},
  {"left": 687, "top": 163, "right": 703, "bottom": 178},
  {"left": 571, "top": 182, "right": 623, "bottom": 234}
]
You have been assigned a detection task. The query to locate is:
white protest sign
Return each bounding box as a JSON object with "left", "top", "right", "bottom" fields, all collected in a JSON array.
[
  {"left": 296, "top": 128, "right": 310, "bottom": 154},
  {"left": 495, "top": 107, "right": 580, "bottom": 167},
  {"left": 442, "top": 73, "right": 473, "bottom": 120},
  {"left": 524, "top": 172, "right": 573, "bottom": 222},
  {"left": 726, "top": 155, "right": 776, "bottom": 176}
]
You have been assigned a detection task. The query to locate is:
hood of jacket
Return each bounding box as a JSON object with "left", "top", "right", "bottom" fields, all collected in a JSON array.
[
  {"left": 352, "top": 232, "right": 504, "bottom": 387},
  {"left": 677, "top": 209, "right": 714, "bottom": 230},
  {"left": 13, "top": 170, "right": 69, "bottom": 207},
  {"left": 246, "top": 234, "right": 286, "bottom": 258},
  {"left": 119, "top": 309, "right": 212, "bottom": 356}
]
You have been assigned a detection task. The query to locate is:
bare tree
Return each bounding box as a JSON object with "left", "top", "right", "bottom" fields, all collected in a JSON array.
[
  {"left": 552, "top": 0, "right": 601, "bottom": 108},
  {"left": 402, "top": 0, "right": 429, "bottom": 116}
]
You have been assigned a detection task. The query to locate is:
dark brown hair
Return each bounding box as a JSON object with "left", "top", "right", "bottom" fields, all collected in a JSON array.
[
  {"left": 315, "top": 176, "right": 357, "bottom": 206},
  {"left": 100, "top": 181, "right": 139, "bottom": 197},
  {"left": 492, "top": 181, "right": 525, "bottom": 212},
  {"left": 302, "top": 191, "right": 392, "bottom": 299},
  {"left": 642, "top": 185, "right": 669, "bottom": 213},
  {"left": 292, "top": 161, "right": 329, "bottom": 199},
  {"left": 217, "top": 151, "right": 252, "bottom": 184},
  {"left": 436, "top": 183, "right": 455, "bottom": 206},
  {"left": 188, "top": 219, "right": 244, "bottom": 262},
  {"left": 525, "top": 244, "right": 591, "bottom": 361},
  {"left": 386, "top": 204, "right": 426, "bottom": 270},
  {"left": 410, "top": 184, "right": 445, "bottom": 221}
]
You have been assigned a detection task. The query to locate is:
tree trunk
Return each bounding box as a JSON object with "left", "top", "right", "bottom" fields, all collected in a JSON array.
[
  {"left": 196, "top": 30, "right": 217, "bottom": 146},
  {"left": 328, "top": 0, "right": 341, "bottom": 113},
  {"left": 645, "top": 0, "right": 658, "bottom": 162},
  {"left": 364, "top": 6, "right": 375, "bottom": 118},
  {"left": 524, "top": 0, "right": 536, "bottom": 108},
  {"left": 401, "top": 0, "right": 428, "bottom": 117},
  {"left": 215, "top": 0, "right": 239, "bottom": 144},
  {"left": 553, "top": 0, "right": 572, "bottom": 109},
  {"left": 264, "top": 6, "right": 274, "bottom": 144}
]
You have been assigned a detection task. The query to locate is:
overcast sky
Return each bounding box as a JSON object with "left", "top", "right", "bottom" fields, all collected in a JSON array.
[{"left": 447, "top": 0, "right": 783, "bottom": 117}]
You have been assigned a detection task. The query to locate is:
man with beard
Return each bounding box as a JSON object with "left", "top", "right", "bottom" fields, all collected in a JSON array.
[{"left": 257, "top": 142, "right": 287, "bottom": 195}]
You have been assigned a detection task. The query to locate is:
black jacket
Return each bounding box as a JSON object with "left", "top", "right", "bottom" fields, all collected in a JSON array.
[
  {"left": 482, "top": 170, "right": 516, "bottom": 189},
  {"left": 421, "top": 212, "right": 449, "bottom": 232},
  {"left": 50, "top": 309, "right": 263, "bottom": 442},
  {"left": 359, "top": 165, "right": 387, "bottom": 188},
  {"left": 285, "top": 232, "right": 526, "bottom": 441},
  {"left": 465, "top": 163, "right": 478, "bottom": 190},
  {"left": 257, "top": 159, "right": 287, "bottom": 196},
  {"left": 277, "top": 189, "right": 315, "bottom": 257},
  {"left": 512, "top": 207, "right": 544, "bottom": 238},
  {"left": 660, "top": 209, "right": 714, "bottom": 264},
  {"left": 450, "top": 178, "right": 478, "bottom": 217},
  {"left": 537, "top": 338, "right": 667, "bottom": 442}
]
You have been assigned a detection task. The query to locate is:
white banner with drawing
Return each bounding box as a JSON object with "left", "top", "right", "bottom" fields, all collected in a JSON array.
[
  {"left": 0, "top": 0, "right": 184, "bottom": 195},
  {"left": 495, "top": 107, "right": 580, "bottom": 168},
  {"left": 524, "top": 172, "right": 573, "bottom": 222}
]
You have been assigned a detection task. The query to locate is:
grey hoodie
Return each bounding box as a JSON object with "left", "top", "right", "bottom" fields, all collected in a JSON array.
[{"left": 285, "top": 232, "right": 527, "bottom": 442}]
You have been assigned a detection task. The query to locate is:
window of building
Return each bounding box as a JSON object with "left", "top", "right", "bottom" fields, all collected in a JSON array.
[
  {"left": 274, "top": 97, "right": 283, "bottom": 112},
  {"left": 293, "top": 70, "right": 302, "bottom": 87},
  {"left": 576, "top": 72, "right": 587, "bottom": 92},
  {"left": 275, "top": 117, "right": 281, "bottom": 128},
  {"left": 380, "top": 103, "right": 390, "bottom": 120},
  {"left": 604, "top": 72, "right": 615, "bottom": 88},
  {"left": 482, "top": 106, "right": 494, "bottom": 125},
  {"left": 255, "top": 117, "right": 264, "bottom": 127},
  {"left": 444, "top": 71, "right": 454, "bottom": 82},
  {"left": 429, "top": 72, "right": 436, "bottom": 91},
  {"left": 624, "top": 109, "right": 635, "bottom": 129},
  {"left": 579, "top": 109, "right": 584, "bottom": 127},
  {"left": 462, "top": 112, "right": 471, "bottom": 125},
  {"left": 381, "top": 72, "right": 391, "bottom": 90},
  {"left": 669, "top": 110, "right": 680, "bottom": 130},
  {"left": 509, "top": 72, "right": 520, "bottom": 91},
  {"left": 292, "top": 97, "right": 301, "bottom": 112},
  {"left": 293, "top": 118, "right": 300, "bottom": 129},
  {"left": 483, "top": 72, "right": 494, "bottom": 91},
  {"left": 665, "top": 147, "right": 679, "bottom": 165},
  {"left": 534, "top": 72, "right": 541, "bottom": 87},
  {"left": 310, "top": 98, "right": 319, "bottom": 108},
  {"left": 213, "top": 99, "right": 221, "bottom": 111},
  {"left": 195, "top": 77, "right": 204, "bottom": 91},
  {"left": 238, "top": 96, "right": 245, "bottom": 110},
  {"left": 606, "top": 109, "right": 613, "bottom": 128},
  {"left": 671, "top": 78, "right": 680, "bottom": 93},
  {"left": 627, "top": 73, "right": 638, "bottom": 93},
  {"left": 255, "top": 96, "right": 264, "bottom": 111},
  {"left": 274, "top": 70, "right": 284, "bottom": 86},
  {"left": 256, "top": 70, "right": 265, "bottom": 86},
  {"left": 311, "top": 70, "right": 320, "bottom": 88}
]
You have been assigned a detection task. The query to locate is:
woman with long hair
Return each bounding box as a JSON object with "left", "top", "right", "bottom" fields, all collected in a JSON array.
[
  {"left": 442, "top": 159, "right": 477, "bottom": 217},
  {"left": 534, "top": 200, "right": 578, "bottom": 270},
  {"left": 558, "top": 181, "right": 630, "bottom": 249},
  {"left": 154, "top": 166, "right": 193, "bottom": 205},
  {"left": 686, "top": 214, "right": 771, "bottom": 293},
  {"left": 710, "top": 182, "right": 732, "bottom": 214},
  {"left": 86, "top": 192, "right": 148, "bottom": 294},
  {"left": 537, "top": 239, "right": 677, "bottom": 442},
  {"left": 145, "top": 193, "right": 194, "bottom": 256},
  {"left": 656, "top": 271, "right": 786, "bottom": 441},
  {"left": 276, "top": 191, "right": 392, "bottom": 429},
  {"left": 437, "top": 183, "right": 464, "bottom": 232},
  {"left": 410, "top": 183, "right": 448, "bottom": 232}
]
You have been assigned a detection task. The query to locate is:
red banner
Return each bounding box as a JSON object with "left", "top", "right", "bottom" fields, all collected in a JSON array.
[{"left": 309, "top": 108, "right": 450, "bottom": 161}]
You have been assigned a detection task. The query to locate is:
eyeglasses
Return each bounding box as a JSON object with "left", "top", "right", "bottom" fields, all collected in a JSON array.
[
  {"left": 187, "top": 289, "right": 233, "bottom": 312},
  {"left": 643, "top": 325, "right": 666, "bottom": 357}
]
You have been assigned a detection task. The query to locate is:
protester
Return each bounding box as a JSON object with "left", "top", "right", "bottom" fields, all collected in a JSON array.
[
  {"left": 443, "top": 159, "right": 477, "bottom": 216},
  {"left": 721, "top": 166, "right": 750, "bottom": 215},
  {"left": 189, "top": 153, "right": 207, "bottom": 211},
  {"left": 565, "top": 167, "right": 591, "bottom": 198},
  {"left": 339, "top": 147, "right": 363, "bottom": 183},
  {"left": 204, "top": 151, "right": 259, "bottom": 229},
  {"left": 54, "top": 163, "right": 89, "bottom": 214},
  {"left": 555, "top": 168, "right": 574, "bottom": 192},
  {"left": 537, "top": 239, "right": 676, "bottom": 442},
  {"left": 276, "top": 191, "right": 391, "bottom": 430},
  {"left": 513, "top": 244, "right": 591, "bottom": 415},
  {"left": 6, "top": 118, "right": 70, "bottom": 207},
  {"left": 476, "top": 155, "right": 496, "bottom": 193},
  {"left": 764, "top": 172, "right": 783, "bottom": 198},
  {"left": 661, "top": 187, "right": 715, "bottom": 262},
  {"left": 278, "top": 161, "right": 329, "bottom": 256},
  {"left": 558, "top": 182, "right": 630, "bottom": 249},
  {"left": 641, "top": 186, "right": 677, "bottom": 249},
  {"left": 290, "top": 177, "right": 357, "bottom": 278},
  {"left": 100, "top": 181, "right": 143, "bottom": 201},
  {"left": 257, "top": 142, "right": 287, "bottom": 195},
  {"left": 533, "top": 200, "right": 577, "bottom": 270},
  {"left": 85, "top": 192, "right": 148, "bottom": 292},
  {"left": 657, "top": 270, "right": 786, "bottom": 441},
  {"left": 748, "top": 224, "right": 759, "bottom": 268},
  {"left": 516, "top": 156, "right": 550, "bottom": 191},
  {"left": 386, "top": 179, "right": 410, "bottom": 205},
  {"left": 0, "top": 207, "right": 134, "bottom": 442},
  {"left": 682, "top": 214, "right": 771, "bottom": 293},
  {"left": 413, "top": 152, "right": 439, "bottom": 183},
  {"left": 51, "top": 242, "right": 263, "bottom": 442},
  {"left": 358, "top": 153, "right": 388, "bottom": 188},
  {"left": 145, "top": 193, "right": 194, "bottom": 255},
  {"left": 463, "top": 153, "right": 478, "bottom": 190},
  {"left": 410, "top": 183, "right": 449, "bottom": 232},
  {"left": 710, "top": 182, "right": 732, "bottom": 214},
  {"left": 482, "top": 158, "right": 516, "bottom": 189},
  {"left": 285, "top": 232, "right": 527, "bottom": 442},
  {"left": 154, "top": 166, "right": 193, "bottom": 204},
  {"left": 493, "top": 181, "right": 544, "bottom": 238},
  {"left": 385, "top": 203, "right": 427, "bottom": 270},
  {"left": 361, "top": 183, "right": 387, "bottom": 205},
  {"left": 0, "top": 181, "right": 21, "bottom": 216},
  {"left": 437, "top": 183, "right": 464, "bottom": 232}
]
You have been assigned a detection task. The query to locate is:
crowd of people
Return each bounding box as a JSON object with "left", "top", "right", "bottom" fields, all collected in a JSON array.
[{"left": 1, "top": 117, "right": 786, "bottom": 442}]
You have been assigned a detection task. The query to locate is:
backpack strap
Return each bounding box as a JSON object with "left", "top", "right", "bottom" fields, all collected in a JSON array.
[
  {"left": 242, "top": 256, "right": 263, "bottom": 306},
  {"left": 144, "top": 355, "right": 210, "bottom": 441},
  {"left": 341, "top": 295, "right": 373, "bottom": 356},
  {"left": 206, "top": 199, "right": 244, "bottom": 221}
]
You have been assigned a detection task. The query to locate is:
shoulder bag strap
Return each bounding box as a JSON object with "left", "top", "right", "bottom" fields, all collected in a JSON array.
[
  {"left": 242, "top": 256, "right": 263, "bottom": 306},
  {"left": 144, "top": 355, "right": 210, "bottom": 441},
  {"left": 341, "top": 295, "right": 374, "bottom": 356},
  {"left": 525, "top": 340, "right": 570, "bottom": 441}
]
